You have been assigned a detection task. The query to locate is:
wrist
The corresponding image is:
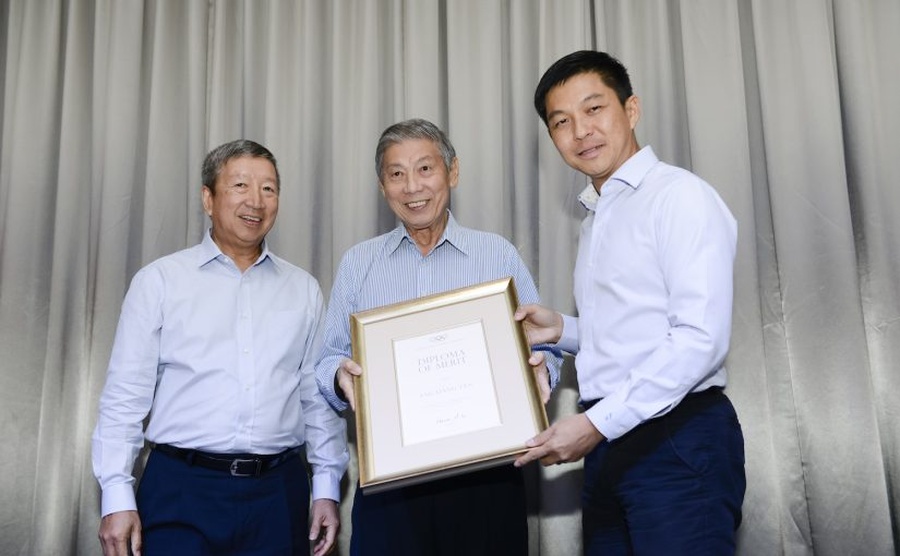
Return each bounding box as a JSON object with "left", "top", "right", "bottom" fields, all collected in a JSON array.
[
  {"left": 554, "top": 312, "right": 564, "bottom": 342},
  {"left": 334, "top": 371, "right": 347, "bottom": 402}
]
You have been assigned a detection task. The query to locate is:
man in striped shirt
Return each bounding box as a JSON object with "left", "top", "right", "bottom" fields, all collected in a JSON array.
[{"left": 315, "top": 118, "right": 559, "bottom": 555}]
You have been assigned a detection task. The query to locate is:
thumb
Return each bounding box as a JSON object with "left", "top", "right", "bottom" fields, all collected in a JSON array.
[
  {"left": 131, "top": 529, "right": 143, "bottom": 556},
  {"left": 308, "top": 514, "right": 321, "bottom": 541}
]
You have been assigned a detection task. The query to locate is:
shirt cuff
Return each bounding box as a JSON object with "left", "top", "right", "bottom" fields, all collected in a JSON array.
[
  {"left": 311, "top": 470, "right": 343, "bottom": 503},
  {"left": 319, "top": 368, "right": 350, "bottom": 413},
  {"left": 557, "top": 314, "right": 580, "bottom": 354},
  {"left": 101, "top": 482, "right": 137, "bottom": 517},
  {"left": 585, "top": 394, "right": 642, "bottom": 441}
]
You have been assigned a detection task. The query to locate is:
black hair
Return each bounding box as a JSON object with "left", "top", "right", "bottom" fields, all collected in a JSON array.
[{"left": 534, "top": 50, "right": 634, "bottom": 125}]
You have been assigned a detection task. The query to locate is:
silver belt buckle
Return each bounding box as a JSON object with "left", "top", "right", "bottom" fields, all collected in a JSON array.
[{"left": 230, "top": 458, "right": 263, "bottom": 477}]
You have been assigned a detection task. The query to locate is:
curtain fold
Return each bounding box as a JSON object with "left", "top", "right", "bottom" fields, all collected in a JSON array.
[{"left": 1, "top": 1, "right": 897, "bottom": 554}]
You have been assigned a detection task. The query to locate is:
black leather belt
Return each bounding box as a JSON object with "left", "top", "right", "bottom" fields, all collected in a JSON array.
[
  {"left": 154, "top": 443, "right": 302, "bottom": 477},
  {"left": 581, "top": 386, "right": 724, "bottom": 411}
]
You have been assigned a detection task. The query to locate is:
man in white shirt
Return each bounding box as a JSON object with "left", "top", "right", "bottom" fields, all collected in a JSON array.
[
  {"left": 92, "top": 139, "right": 348, "bottom": 556},
  {"left": 515, "top": 50, "right": 745, "bottom": 555}
]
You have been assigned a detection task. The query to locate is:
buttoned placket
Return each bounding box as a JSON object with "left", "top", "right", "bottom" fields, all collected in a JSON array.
[
  {"left": 235, "top": 265, "right": 256, "bottom": 448},
  {"left": 582, "top": 182, "right": 629, "bottom": 321},
  {"left": 410, "top": 238, "right": 444, "bottom": 298}
]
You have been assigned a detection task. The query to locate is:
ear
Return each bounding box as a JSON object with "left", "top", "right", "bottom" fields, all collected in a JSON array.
[
  {"left": 626, "top": 95, "right": 641, "bottom": 130},
  {"left": 201, "top": 186, "right": 213, "bottom": 217},
  {"left": 448, "top": 157, "right": 460, "bottom": 189}
]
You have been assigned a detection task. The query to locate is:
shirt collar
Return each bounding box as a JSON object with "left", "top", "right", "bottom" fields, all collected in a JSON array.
[
  {"left": 577, "top": 146, "right": 659, "bottom": 211},
  {"left": 382, "top": 210, "right": 468, "bottom": 257},
  {"left": 198, "top": 228, "right": 273, "bottom": 269}
]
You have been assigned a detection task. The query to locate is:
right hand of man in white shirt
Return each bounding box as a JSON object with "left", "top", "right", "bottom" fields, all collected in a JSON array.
[
  {"left": 514, "top": 413, "right": 605, "bottom": 468},
  {"left": 515, "top": 304, "right": 563, "bottom": 346},
  {"left": 98, "top": 510, "right": 142, "bottom": 556},
  {"left": 309, "top": 498, "right": 340, "bottom": 556},
  {"left": 337, "top": 358, "right": 362, "bottom": 411}
]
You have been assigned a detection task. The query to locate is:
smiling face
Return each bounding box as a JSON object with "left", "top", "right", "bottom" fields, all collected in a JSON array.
[
  {"left": 545, "top": 71, "right": 641, "bottom": 191},
  {"left": 201, "top": 155, "right": 279, "bottom": 260},
  {"left": 379, "top": 137, "right": 459, "bottom": 246}
]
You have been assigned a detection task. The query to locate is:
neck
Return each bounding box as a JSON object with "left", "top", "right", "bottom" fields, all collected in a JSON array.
[
  {"left": 211, "top": 231, "right": 262, "bottom": 272},
  {"left": 230, "top": 250, "right": 261, "bottom": 272},
  {"left": 593, "top": 141, "right": 641, "bottom": 193},
  {"left": 406, "top": 213, "right": 449, "bottom": 256}
]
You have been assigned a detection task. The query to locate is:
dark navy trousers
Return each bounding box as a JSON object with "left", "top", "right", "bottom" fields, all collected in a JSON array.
[
  {"left": 136, "top": 448, "right": 311, "bottom": 555},
  {"left": 349, "top": 464, "right": 528, "bottom": 556},
  {"left": 583, "top": 388, "right": 746, "bottom": 556}
]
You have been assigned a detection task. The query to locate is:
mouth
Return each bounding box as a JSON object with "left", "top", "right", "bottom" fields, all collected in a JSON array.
[
  {"left": 240, "top": 215, "right": 262, "bottom": 225},
  {"left": 406, "top": 200, "right": 428, "bottom": 210},
  {"left": 577, "top": 144, "right": 602, "bottom": 158}
]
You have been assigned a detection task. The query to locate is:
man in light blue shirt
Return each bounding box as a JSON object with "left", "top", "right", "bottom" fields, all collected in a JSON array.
[
  {"left": 315, "top": 118, "right": 559, "bottom": 555},
  {"left": 92, "top": 139, "right": 348, "bottom": 556},
  {"left": 515, "top": 50, "right": 746, "bottom": 555}
]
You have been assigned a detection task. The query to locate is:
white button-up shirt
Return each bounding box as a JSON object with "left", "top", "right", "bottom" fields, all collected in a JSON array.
[
  {"left": 557, "top": 146, "right": 737, "bottom": 440},
  {"left": 92, "top": 231, "right": 348, "bottom": 516}
]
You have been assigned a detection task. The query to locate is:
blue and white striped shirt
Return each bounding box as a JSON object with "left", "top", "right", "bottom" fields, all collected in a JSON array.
[{"left": 315, "top": 212, "right": 560, "bottom": 412}]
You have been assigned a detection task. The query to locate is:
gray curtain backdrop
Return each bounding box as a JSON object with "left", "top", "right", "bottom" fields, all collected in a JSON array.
[{"left": 1, "top": 0, "right": 897, "bottom": 554}]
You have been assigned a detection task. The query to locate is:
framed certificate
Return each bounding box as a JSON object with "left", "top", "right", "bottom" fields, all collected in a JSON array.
[{"left": 350, "top": 277, "right": 549, "bottom": 493}]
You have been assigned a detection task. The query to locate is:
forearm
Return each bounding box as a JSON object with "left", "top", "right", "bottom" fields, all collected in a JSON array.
[
  {"left": 302, "top": 366, "right": 350, "bottom": 501},
  {"left": 315, "top": 354, "right": 350, "bottom": 412},
  {"left": 557, "top": 314, "right": 579, "bottom": 354},
  {"left": 92, "top": 415, "right": 145, "bottom": 516},
  {"left": 92, "top": 366, "right": 156, "bottom": 516}
]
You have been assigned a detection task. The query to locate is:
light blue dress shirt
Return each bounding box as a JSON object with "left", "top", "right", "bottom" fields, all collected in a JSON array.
[
  {"left": 558, "top": 146, "right": 737, "bottom": 440},
  {"left": 92, "top": 230, "right": 349, "bottom": 517},
  {"left": 316, "top": 212, "right": 560, "bottom": 412}
]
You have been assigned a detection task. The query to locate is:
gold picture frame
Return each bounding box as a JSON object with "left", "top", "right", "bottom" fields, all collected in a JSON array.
[{"left": 350, "top": 277, "right": 549, "bottom": 493}]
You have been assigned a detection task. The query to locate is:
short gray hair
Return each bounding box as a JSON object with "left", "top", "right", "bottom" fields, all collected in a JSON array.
[
  {"left": 201, "top": 139, "right": 280, "bottom": 194},
  {"left": 375, "top": 119, "right": 456, "bottom": 179}
]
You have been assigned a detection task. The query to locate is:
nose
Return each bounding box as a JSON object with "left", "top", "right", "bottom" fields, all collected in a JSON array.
[
  {"left": 403, "top": 174, "right": 423, "bottom": 194},
  {"left": 573, "top": 116, "right": 592, "bottom": 140},
  {"left": 246, "top": 184, "right": 264, "bottom": 207}
]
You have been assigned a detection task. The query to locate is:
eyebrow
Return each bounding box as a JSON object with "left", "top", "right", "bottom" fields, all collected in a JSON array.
[
  {"left": 385, "top": 154, "right": 438, "bottom": 171},
  {"left": 547, "top": 92, "right": 607, "bottom": 121},
  {"left": 225, "top": 172, "right": 277, "bottom": 185}
]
